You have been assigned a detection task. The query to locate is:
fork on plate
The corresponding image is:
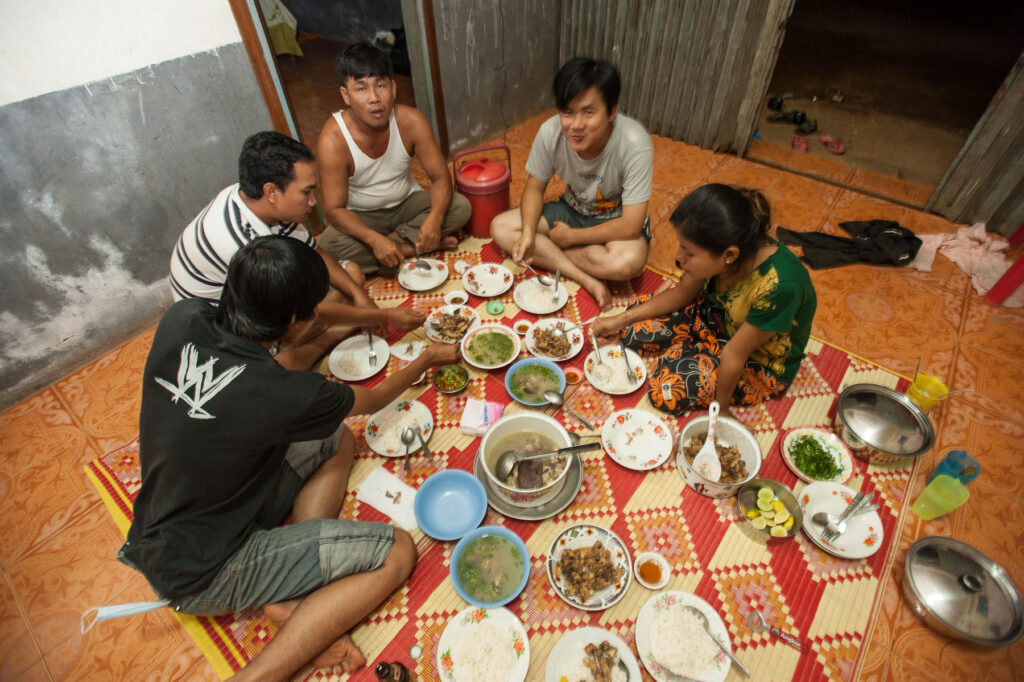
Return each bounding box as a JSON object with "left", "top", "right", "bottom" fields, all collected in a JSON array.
[
  {"left": 619, "top": 341, "right": 637, "bottom": 384},
  {"left": 822, "top": 492, "right": 871, "bottom": 543},
  {"left": 366, "top": 328, "right": 377, "bottom": 367}
]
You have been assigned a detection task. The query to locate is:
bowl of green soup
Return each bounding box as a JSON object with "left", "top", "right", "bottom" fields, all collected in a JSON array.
[
  {"left": 505, "top": 358, "right": 565, "bottom": 406},
  {"left": 460, "top": 324, "right": 520, "bottom": 370},
  {"left": 451, "top": 525, "right": 530, "bottom": 607}
]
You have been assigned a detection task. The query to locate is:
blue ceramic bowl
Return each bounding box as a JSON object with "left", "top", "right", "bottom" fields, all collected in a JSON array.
[
  {"left": 414, "top": 470, "right": 487, "bottom": 541},
  {"left": 450, "top": 525, "right": 530, "bottom": 607},
  {"left": 504, "top": 357, "right": 566, "bottom": 406}
]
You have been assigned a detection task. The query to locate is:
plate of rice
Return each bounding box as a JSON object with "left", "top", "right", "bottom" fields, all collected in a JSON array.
[
  {"left": 584, "top": 346, "right": 646, "bottom": 395},
  {"left": 601, "top": 409, "right": 674, "bottom": 471},
  {"left": 463, "top": 263, "right": 514, "bottom": 297},
  {"left": 513, "top": 277, "right": 568, "bottom": 314},
  {"left": 524, "top": 318, "right": 584, "bottom": 361},
  {"left": 397, "top": 258, "right": 449, "bottom": 291},
  {"left": 544, "top": 626, "right": 641, "bottom": 682},
  {"left": 546, "top": 523, "right": 632, "bottom": 611},
  {"left": 328, "top": 333, "right": 390, "bottom": 381},
  {"left": 364, "top": 399, "right": 433, "bottom": 457},
  {"left": 635, "top": 591, "right": 731, "bottom": 682},
  {"left": 437, "top": 606, "right": 529, "bottom": 682}
]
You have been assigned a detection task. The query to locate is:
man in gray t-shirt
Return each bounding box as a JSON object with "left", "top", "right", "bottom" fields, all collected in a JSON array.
[{"left": 491, "top": 58, "right": 653, "bottom": 309}]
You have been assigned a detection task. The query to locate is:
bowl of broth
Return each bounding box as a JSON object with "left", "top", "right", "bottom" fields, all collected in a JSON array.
[
  {"left": 504, "top": 358, "right": 565, "bottom": 406},
  {"left": 461, "top": 324, "right": 521, "bottom": 370},
  {"left": 450, "top": 525, "right": 530, "bottom": 607},
  {"left": 478, "top": 412, "right": 574, "bottom": 508}
]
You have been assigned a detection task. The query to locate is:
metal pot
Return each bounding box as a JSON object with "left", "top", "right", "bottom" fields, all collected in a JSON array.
[
  {"left": 478, "top": 412, "right": 573, "bottom": 508},
  {"left": 834, "top": 383, "right": 934, "bottom": 465},
  {"left": 903, "top": 537, "right": 1023, "bottom": 646}
]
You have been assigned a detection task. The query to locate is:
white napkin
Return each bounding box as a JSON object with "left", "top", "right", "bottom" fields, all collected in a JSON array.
[{"left": 356, "top": 466, "right": 418, "bottom": 531}]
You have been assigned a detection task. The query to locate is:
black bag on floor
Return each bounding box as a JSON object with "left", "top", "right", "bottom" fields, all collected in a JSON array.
[{"left": 777, "top": 220, "right": 922, "bottom": 269}]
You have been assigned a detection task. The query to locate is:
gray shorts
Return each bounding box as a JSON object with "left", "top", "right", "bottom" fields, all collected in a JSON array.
[
  {"left": 542, "top": 200, "right": 652, "bottom": 242},
  {"left": 168, "top": 425, "right": 395, "bottom": 615}
]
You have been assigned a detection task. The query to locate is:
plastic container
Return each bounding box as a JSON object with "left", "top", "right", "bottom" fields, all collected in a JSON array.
[
  {"left": 928, "top": 450, "right": 981, "bottom": 485},
  {"left": 453, "top": 144, "right": 511, "bottom": 238},
  {"left": 912, "top": 474, "right": 970, "bottom": 520},
  {"left": 906, "top": 373, "right": 948, "bottom": 413}
]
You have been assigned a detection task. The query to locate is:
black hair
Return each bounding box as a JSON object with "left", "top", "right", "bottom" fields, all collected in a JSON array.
[
  {"left": 671, "top": 184, "right": 771, "bottom": 264},
  {"left": 553, "top": 57, "right": 621, "bottom": 112},
  {"left": 336, "top": 42, "right": 393, "bottom": 84},
  {"left": 216, "top": 236, "right": 329, "bottom": 342},
  {"left": 237, "top": 131, "right": 314, "bottom": 199}
]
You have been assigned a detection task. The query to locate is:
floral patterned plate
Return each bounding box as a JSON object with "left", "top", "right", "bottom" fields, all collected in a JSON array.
[
  {"left": 523, "top": 318, "right": 585, "bottom": 361},
  {"left": 397, "top": 258, "right": 449, "bottom": 291},
  {"left": 583, "top": 346, "right": 647, "bottom": 395},
  {"left": 600, "top": 409, "right": 673, "bottom": 471},
  {"left": 544, "top": 626, "right": 642, "bottom": 682},
  {"left": 364, "top": 399, "right": 433, "bottom": 457},
  {"left": 424, "top": 304, "right": 482, "bottom": 344},
  {"left": 782, "top": 427, "right": 854, "bottom": 484},
  {"left": 799, "top": 481, "right": 883, "bottom": 559},
  {"left": 462, "top": 263, "right": 514, "bottom": 297},
  {"left": 635, "top": 591, "right": 731, "bottom": 682},
  {"left": 546, "top": 523, "right": 632, "bottom": 611},
  {"left": 437, "top": 606, "right": 529, "bottom": 682}
]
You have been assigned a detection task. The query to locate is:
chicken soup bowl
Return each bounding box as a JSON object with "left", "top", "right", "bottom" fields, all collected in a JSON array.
[
  {"left": 676, "top": 413, "right": 762, "bottom": 498},
  {"left": 478, "top": 412, "right": 574, "bottom": 508}
]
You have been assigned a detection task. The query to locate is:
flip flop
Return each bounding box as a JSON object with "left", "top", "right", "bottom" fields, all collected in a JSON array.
[
  {"left": 791, "top": 136, "right": 809, "bottom": 153},
  {"left": 820, "top": 135, "right": 845, "bottom": 155}
]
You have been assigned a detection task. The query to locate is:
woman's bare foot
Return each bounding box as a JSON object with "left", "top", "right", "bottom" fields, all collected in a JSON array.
[{"left": 313, "top": 634, "right": 366, "bottom": 672}]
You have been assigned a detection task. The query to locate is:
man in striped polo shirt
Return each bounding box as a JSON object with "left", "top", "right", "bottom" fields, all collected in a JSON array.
[{"left": 169, "top": 131, "right": 425, "bottom": 369}]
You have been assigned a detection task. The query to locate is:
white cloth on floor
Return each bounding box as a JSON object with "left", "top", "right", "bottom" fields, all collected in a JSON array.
[{"left": 356, "top": 466, "right": 418, "bottom": 531}]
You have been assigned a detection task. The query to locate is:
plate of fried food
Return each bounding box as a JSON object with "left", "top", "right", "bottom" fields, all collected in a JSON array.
[
  {"left": 425, "top": 304, "right": 481, "bottom": 344},
  {"left": 523, "top": 318, "right": 584, "bottom": 362},
  {"left": 544, "top": 626, "right": 641, "bottom": 682},
  {"left": 546, "top": 523, "right": 631, "bottom": 611}
]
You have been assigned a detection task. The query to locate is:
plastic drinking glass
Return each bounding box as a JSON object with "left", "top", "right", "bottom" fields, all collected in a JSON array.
[{"left": 912, "top": 474, "right": 970, "bottom": 520}]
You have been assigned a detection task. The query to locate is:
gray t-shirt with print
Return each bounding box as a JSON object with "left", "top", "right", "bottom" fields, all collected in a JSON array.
[{"left": 525, "top": 113, "right": 653, "bottom": 219}]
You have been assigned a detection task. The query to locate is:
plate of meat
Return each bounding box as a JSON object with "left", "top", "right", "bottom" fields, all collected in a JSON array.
[
  {"left": 425, "top": 304, "right": 481, "bottom": 344},
  {"left": 546, "top": 523, "right": 632, "bottom": 611},
  {"left": 523, "top": 318, "right": 584, "bottom": 361}
]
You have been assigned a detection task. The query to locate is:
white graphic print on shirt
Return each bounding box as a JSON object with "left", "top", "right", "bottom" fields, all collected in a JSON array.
[{"left": 154, "top": 343, "right": 246, "bottom": 419}]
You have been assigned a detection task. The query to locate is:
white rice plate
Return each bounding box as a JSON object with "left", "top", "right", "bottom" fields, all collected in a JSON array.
[
  {"left": 588, "top": 360, "right": 633, "bottom": 393},
  {"left": 516, "top": 279, "right": 564, "bottom": 313},
  {"left": 452, "top": 619, "right": 514, "bottom": 682},
  {"left": 650, "top": 607, "right": 719, "bottom": 681},
  {"left": 373, "top": 410, "right": 420, "bottom": 453},
  {"left": 560, "top": 640, "right": 627, "bottom": 682},
  {"left": 332, "top": 350, "right": 364, "bottom": 377}
]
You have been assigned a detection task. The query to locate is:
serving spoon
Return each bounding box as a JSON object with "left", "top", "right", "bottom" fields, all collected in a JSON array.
[
  {"left": 543, "top": 389, "right": 595, "bottom": 430},
  {"left": 691, "top": 401, "right": 722, "bottom": 481},
  {"left": 493, "top": 441, "right": 601, "bottom": 481}
]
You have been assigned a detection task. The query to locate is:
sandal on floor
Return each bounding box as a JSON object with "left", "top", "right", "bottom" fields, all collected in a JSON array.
[
  {"left": 791, "top": 136, "right": 809, "bottom": 153},
  {"left": 797, "top": 118, "right": 818, "bottom": 134},
  {"left": 820, "top": 135, "right": 845, "bottom": 155}
]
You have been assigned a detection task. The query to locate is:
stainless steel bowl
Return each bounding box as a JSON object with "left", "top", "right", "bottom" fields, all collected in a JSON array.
[
  {"left": 736, "top": 478, "right": 802, "bottom": 542},
  {"left": 903, "top": 537, "right": 1023, "bottom": 647},
  {"left": 835, "top": 384, "right": 934, "bottom": 464}
]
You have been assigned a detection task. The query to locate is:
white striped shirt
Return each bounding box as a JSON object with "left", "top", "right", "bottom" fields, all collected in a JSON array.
[{"left": 169, "top": 184, "right": 315, "bottom": 302}]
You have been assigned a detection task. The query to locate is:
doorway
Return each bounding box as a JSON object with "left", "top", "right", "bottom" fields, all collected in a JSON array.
[{"left": 747, "top": 0, "right": 1023, "bottom": 204}]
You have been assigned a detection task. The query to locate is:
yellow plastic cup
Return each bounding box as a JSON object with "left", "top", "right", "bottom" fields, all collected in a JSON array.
[
  {"left": 906, "top": 374, "right": 948, "bottom": 412},
  {"left": 912, "top": 474, "right": 970, "bottom": 520}
]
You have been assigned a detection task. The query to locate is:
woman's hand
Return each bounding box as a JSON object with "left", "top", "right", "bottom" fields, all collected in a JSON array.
[{"left": 591, "top": 313, "right": 626, "bottom": 342}]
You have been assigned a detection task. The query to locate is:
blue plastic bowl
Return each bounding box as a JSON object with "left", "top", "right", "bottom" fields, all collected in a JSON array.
[
  {"left": 414, "top": 470, "right": 487, "bottom": 541},
  {"left": 504, "top": 357, "right": 566, "bottom": 406},
  {"left": 450, "top": 525, "right": 530, "bottom": 608}
]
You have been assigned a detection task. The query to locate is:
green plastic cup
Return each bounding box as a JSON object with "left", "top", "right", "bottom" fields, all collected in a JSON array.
[{"left": 912, "top": 474, "right": 970, "bottom": 520}]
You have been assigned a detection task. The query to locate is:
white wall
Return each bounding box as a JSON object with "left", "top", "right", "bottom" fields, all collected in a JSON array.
[{"left": 0, "top": 0, "right": 241, "bottom": 106}]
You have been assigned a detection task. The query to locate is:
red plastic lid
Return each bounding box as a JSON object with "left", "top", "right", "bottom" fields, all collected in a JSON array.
[{"left": 456, "top": 158, "right": 510, "bottom": 192}]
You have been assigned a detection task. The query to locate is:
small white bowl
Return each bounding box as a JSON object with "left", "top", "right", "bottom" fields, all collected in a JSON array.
[
  {"left": 512, "top": 319, "right": 532, "bottom": 336},
  {"left": 445, "top": 289, "right": 470, "bottom": 306},
  {"left": 633, "top": 551, "right": 670, "bottom": 589}
]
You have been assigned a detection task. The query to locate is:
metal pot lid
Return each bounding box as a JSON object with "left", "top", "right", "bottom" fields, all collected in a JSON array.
[
  {"left": 905, "top": 537, "right": 1024, "bottom": 646},
  {"left": 836, "top": 384, "right": 934, "bottom": 456}
]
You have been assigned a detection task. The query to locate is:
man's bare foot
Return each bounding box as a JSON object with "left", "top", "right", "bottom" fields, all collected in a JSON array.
[
  {"left": 582, "top": 277, "right": 612, "bottom": 309},
  {"left": 440, "top": 235, "right": 460, "bottom": 250},
  {"left": 313, "top": 634, "right": 366, "bottom": 672}
]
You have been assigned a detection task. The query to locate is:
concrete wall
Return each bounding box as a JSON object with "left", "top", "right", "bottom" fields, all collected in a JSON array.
[
  {"left": 433, "top": 0, "right": 562, "bottom": 151},
  {"left": 0, "top": 0, "right": 272, "bottom": 410}
]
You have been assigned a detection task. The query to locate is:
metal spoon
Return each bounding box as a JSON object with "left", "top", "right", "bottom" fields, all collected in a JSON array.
[
  {"left": 811, "top": 503, "right": 879, "bottom": 527},
  {"left": 400, "top": 426, "right": 416, "bottom": 471},
  {"left": 494, "top": 441, "right": 600, "bottom": 481},
  {"left": 683, "top": 606, "right": 750, "bottom": 678},
  {"left": 543, "top": 389, "right": 595, "bottom": 430},
  {"left": 409, "top": 258, "right": 432, "bottom": 271},
  {"left": 522, "top": 262, "right": 554, "bottom": 286},
  {"left": 550, "top": 268, "right": 561, "bottom": 303}
]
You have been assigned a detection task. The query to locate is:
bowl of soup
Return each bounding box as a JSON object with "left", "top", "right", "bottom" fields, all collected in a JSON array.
[
  {"left": 478, "top": 412, "right": 574, "bottom": 508},
  {"left": 505, "top": 358, "right": 565, "bottom": 406},
  {"left": 450, "top": 525, "right": 530, "bottom": 607},
  {"left": 461, "top": 324, "right": 520, "bottom": 370}
]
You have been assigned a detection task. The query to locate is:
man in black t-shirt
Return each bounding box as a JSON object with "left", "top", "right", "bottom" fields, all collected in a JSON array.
[{"left": 120, "top": 236, "right": 458, "bottom": 678}]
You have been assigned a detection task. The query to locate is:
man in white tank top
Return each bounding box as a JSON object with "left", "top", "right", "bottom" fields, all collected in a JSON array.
[{"left": 317, "top": 43, "right": 470, "bottom": 276}]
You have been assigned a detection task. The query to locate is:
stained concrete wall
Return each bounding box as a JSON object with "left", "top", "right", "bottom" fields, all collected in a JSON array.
[{"left": 0, "top": 4, "right": 271, "bottom": 411}]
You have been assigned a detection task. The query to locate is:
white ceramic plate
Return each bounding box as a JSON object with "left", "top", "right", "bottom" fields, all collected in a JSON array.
[
  {"left": 328, "top": 334, "right": 390, "bottom": 381},
  {"left": 546, "top": 523, "right": 632, "bottom": 611},
  {"left": 523, "top": 318, "right": 584, "bottom": 362},
  {"left": 513, "top": 277, "right": 568, "bottom": 314},
  {"left": 461, "top": 324, "right": 521, "bottom": 370},
  {"left": 462, "top": 263, "right": 514, "bottom": 298},
  {"left": 584, "top": 346, "right": 647, "bottom": 395},
  {"left": 636, "top": 591, "right": 731, "bottom": 682},
  {"left": 782, "top": 427, "right": 854, "bottom": 484},
  {"left": 364, "top": 399, "right": 433, "bottom": 457},
  {"left": 544, "top": 626, "right": 642, "bottom": 682},
  {"left": 425, "top": 304, "right": 481, "bottom": 344},
  {"left": 437, "top": 606, "right": 530, "bottom": 682},
  {"left": 601, "top": 409, "right": 673, "bottom": 471},
  {"left": 798, "top": 481, "right": 883, "bottom": 559},
  {"left": 397, "top": 258, "right": 448, "bottom": 291}
]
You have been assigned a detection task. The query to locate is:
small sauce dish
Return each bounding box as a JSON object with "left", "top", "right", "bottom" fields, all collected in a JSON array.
[
  {"left": 564, "top": 368, "right": 583, "bottom": 385},
  {"left": 633, "top": 551, "right": 670, "bottom": 589},
  {"left": 445, "top": 289, "right": 469, "bottom": 306},
  {"left": 513, "top": 320, "right": 532, "bottom": 335}
]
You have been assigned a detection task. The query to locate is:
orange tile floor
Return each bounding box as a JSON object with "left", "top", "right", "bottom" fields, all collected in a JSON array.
[{"left": 3, "top": 114, "right": 1023, "bottom": 680}]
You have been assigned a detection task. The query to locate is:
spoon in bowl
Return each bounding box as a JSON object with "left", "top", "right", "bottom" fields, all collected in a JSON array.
[
  {"left": 691, "top": 401, "right": 722, "bottom": 482},
  {"left": 494, "top": 441, "right": 601, "bottom": 481},
  {"left": 543, "top": 389, "right": 595, "bottom": 430},
  {"left": 400, "top": 426, "right": 417, "bottom": 471}
]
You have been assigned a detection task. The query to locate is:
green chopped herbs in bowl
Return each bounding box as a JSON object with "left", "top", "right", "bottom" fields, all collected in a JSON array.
[
  {"left": 782, "top": 428, "right": 853, "bottom": 484},
  {"left": 791, "top": 435, "right": 840, "bottom": 479}
]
